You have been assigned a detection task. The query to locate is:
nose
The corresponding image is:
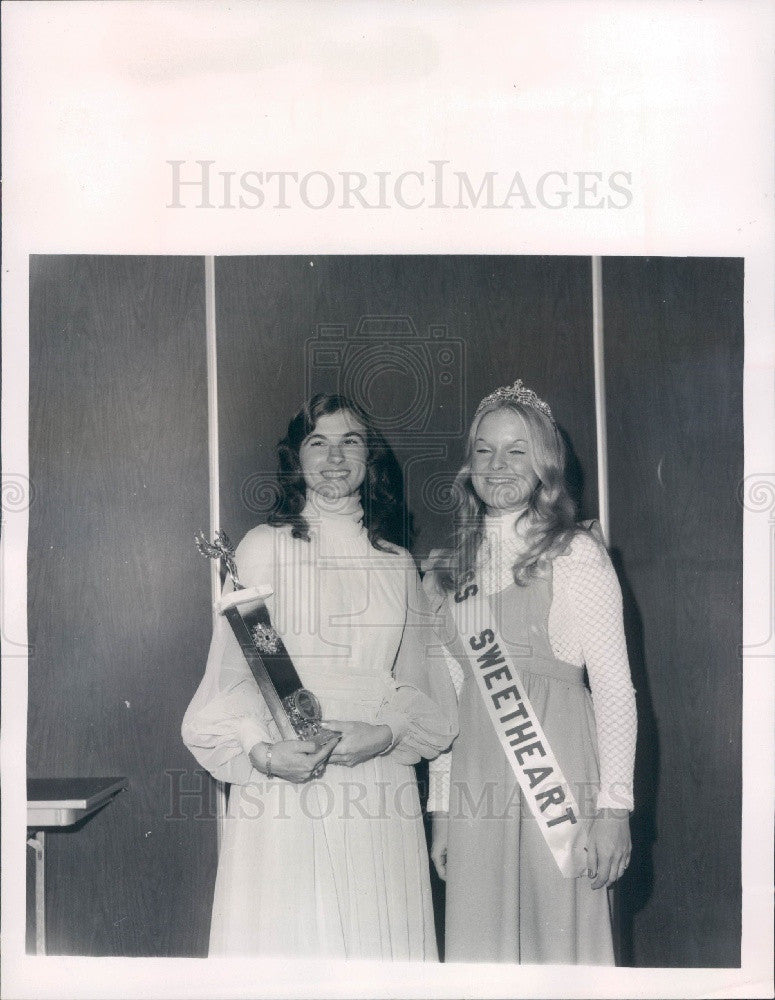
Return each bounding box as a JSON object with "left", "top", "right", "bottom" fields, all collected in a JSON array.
[
  {"left": 490, "top": 449, "right": 506, "bottom": 471},
  {"left": 327, "top": 443, "right": 345, "bottom": 464}
]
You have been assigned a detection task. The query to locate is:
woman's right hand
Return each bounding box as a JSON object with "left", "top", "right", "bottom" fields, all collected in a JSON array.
[
  {"left": 430, "top": 811, "right": 450, "bottom": 881},
  {"left": 248, "top": 739, "right": 336, "bottom": 783}
]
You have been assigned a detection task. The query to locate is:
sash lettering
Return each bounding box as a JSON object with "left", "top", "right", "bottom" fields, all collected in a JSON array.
[{"left": 450, "top": 589, "right": 588, "bottom": 878}]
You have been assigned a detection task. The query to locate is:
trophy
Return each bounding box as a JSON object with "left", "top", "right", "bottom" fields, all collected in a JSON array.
[{"left": 195, "top": 530, "right": 341, "bottom": 753}]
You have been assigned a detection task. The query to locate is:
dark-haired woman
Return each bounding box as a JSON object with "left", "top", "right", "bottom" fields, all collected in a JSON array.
[
  {"left": 423, "top": 381, "right": 636, "bottom": 964},
  {"left": 182, "top": 394, "right": 457, "bottom": 959}
]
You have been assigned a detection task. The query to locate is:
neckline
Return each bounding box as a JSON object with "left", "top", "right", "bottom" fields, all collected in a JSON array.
[
  {"left": 302, "top": 494, "right": 366, "bottom": 538},
  {"left": 483, "top": 508, "right": 531, "bottom": 540}
]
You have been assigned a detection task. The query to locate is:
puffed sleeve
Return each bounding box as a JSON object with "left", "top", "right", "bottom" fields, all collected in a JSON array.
[
  {"left": 374, "top": 558, "right": 459, "bottom": 766},
  {"left": 420, "top": 558, "right": 465, "bottom": 812},
  {"left": 181, "top": 526, "right": 280, "bottom": 785}
]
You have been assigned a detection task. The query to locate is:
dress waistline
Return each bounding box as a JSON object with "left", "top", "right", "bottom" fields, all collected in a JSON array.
[
  {"left": 516, "top": 655, "right": 585, "bottom": 686},
  {"left": 296, "top": 666, "right": 393, "bottom": 702}
]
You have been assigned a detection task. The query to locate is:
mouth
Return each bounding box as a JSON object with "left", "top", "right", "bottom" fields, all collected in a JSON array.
[
  {"left": 484, "top": 477, "right": 515, "bottom": 485},
  {"left": 321, "top": 470, "right": 350, "bottom": 479}
]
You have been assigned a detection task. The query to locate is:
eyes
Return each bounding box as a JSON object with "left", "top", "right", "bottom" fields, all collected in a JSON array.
[
  {"left": 306, "top": 435, "right": 364, "bottom": 449},
  {"left": 475, "top": 446, "right": 527, "bottom": 456}
]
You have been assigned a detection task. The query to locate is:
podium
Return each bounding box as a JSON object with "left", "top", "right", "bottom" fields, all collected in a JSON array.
[{"left": 27, "top": 777, "right": 127, "bottom": 954}]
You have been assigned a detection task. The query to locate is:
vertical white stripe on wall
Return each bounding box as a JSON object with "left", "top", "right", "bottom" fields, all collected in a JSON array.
[
  {"left": 205, "top": 256, "right": 220, "bottom": 607},
  {"left": 592, "top": 255, "right": 617, "bottom": 957},
  {"left": 592, "top": 256, "right": 610, "bottom": 544},
  {"left": 204, "top": 255, "right": 227, "bottom": 850}
]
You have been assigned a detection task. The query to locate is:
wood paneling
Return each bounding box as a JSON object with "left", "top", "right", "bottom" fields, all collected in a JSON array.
[
  {"left": 604, "top": 257, "right": 743, "bottom": 967},
  {"left": 29, "top": 254, "right": 741, "bottom": 965},
  {"left": 215, "top": 255, "right": 597, "bottom": 959},
  {"left": 28, "top": 256, "right": 216, "bottom": 955},
  {"left": 215, "top": 255, "right": 597, "bottom": 555}
]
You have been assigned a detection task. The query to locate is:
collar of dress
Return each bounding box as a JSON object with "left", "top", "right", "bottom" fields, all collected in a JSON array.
[
  {"left": 482, "top": 508, "right": 530, "bottom": 545},
  {"left": 302, "top": 494, "right": 366, "bottom": 540},
  {"left": 478, "top": 508, "right": 531, "bottom": 578}
]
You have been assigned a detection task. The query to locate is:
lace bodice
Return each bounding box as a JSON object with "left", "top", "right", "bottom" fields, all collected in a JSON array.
[{"left": 426, "top": 513, "right": 637, "bottom": 812}]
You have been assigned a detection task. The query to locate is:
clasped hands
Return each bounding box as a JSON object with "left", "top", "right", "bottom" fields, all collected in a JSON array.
[{"left": 249, "top": 721, "right": 393, "bottom": 784}]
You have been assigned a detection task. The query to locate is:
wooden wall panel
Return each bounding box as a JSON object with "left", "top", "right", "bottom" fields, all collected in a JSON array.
[
  {"left": 214, "top": 255, "right": 597, "bottom": 957},
  {"left": 215, "top": 255, "right": 597, "bottom": 555},
  {"left": 28, "top": 256, "right": 216, "bottom": 955},
  {"left": 604, "top": 257, "right": 743, "bottom": 967},
  {"left": 25, "top": 254, "right": 743, "bottom": 964}
]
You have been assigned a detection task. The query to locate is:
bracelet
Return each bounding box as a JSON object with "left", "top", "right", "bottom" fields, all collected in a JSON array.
[{"left": 265, "top": 744, "right": 274, "bottom": 780}]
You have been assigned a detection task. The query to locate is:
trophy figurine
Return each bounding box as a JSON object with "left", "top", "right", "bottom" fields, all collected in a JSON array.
[{"left": 195, "top": 530, "right": 341, "bottom": 753}]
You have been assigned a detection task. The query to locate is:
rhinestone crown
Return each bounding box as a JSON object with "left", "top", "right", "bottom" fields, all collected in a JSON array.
[{"left": 474, "top": 379, "right": 554, "bottom": 422}]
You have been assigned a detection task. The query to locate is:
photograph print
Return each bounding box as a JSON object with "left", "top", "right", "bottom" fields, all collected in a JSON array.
[{"left": 25, "top": 254, "right": 742, "bottom": 970}]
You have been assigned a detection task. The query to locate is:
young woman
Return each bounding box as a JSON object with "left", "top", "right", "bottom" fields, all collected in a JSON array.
[
  {"left": 423, "top": 380, "right": 636, "bottom": 964},
  {"left": 182, "top": 393, "right": 457, "bottom": 959}
]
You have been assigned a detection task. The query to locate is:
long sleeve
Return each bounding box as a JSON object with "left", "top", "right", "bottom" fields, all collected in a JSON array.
[
  {"left": 181, "top": 527, "right": 279, "bottom": 785},
  {"left": 419, "top": 562, "right": 463, "bottom": 812},
  {"left": 422, "top": 533, "right": 638, "bottom": 813},
  {"left": 553, "top": 531, "right": 637, "bottom": 811},
  {"left": 375, "top": 562, "right": 458, "bottom": 767},
  {"left": 425, "top": 646, "right": 464, "bottom": 812}
]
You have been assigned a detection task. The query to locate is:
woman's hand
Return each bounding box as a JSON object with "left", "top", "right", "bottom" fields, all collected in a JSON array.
[
  {"left": 586, "top": 808, "right": 631, "bottom": 889},
  {"left": 248, "top": 739, "right": 337, "bottom": 784},
  {"left": 430, "top": 811, "right": 449, "bottom": 881},
  {"left": 322, "top": 720, "right": 392, "bottom": 767}
]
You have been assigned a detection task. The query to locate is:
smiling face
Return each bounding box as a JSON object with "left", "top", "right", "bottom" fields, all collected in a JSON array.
[
  {"left": 299, "top": 409, "right": 368, "bottom": 502},
  {"left": 470, "top": 408, "right": 540, "bottom": 514}
]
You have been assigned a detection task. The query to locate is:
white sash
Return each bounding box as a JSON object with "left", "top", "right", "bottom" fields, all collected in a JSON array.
[{"left": 449, "top": 582, "right": 588, "bottom": 878}]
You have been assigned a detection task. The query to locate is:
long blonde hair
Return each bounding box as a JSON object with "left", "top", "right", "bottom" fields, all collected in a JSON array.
[{"left": 437, "top": 400, "right": 577, "bottom": 591}]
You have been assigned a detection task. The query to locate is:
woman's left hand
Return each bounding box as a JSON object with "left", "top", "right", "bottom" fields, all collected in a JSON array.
[
  {"left": 586, "top": 808, "right": 631, "bottom": 889},
  {"left": 322, "top": 720, "right": 393, "bottom": 767}
]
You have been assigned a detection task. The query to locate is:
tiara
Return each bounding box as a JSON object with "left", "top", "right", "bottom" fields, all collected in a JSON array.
[{"left": 474, "top": 379, "right": 554, "bottom": 422}]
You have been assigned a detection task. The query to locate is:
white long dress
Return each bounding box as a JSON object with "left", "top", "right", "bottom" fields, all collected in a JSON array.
[{"left": 182, "top": 498, "right": 458, "bottom": 959}]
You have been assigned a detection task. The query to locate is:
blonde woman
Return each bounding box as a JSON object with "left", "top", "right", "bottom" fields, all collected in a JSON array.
[{"left": 423, "top": 381, "right": 636, "bottom": 964}]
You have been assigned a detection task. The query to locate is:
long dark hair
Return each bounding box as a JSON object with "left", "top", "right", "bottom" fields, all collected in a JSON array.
[
  {"left": 267, "top": 393, "right": 411, "bottom": 552},
  {"left": 437, "top": 399, "right": 577, "bottom": 591}
]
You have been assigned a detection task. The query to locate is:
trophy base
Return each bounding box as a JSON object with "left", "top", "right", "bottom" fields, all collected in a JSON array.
[{"left": 282, "top": 689, "right": 340, "bottom": 749}]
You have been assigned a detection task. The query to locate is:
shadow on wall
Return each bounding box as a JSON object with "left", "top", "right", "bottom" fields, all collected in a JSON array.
[
  {"left": 563, "top": 424, "right": 661, "bottom": 966},
  {"left": 609, "top": 549, "right": 660, "bottom": 967}
]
